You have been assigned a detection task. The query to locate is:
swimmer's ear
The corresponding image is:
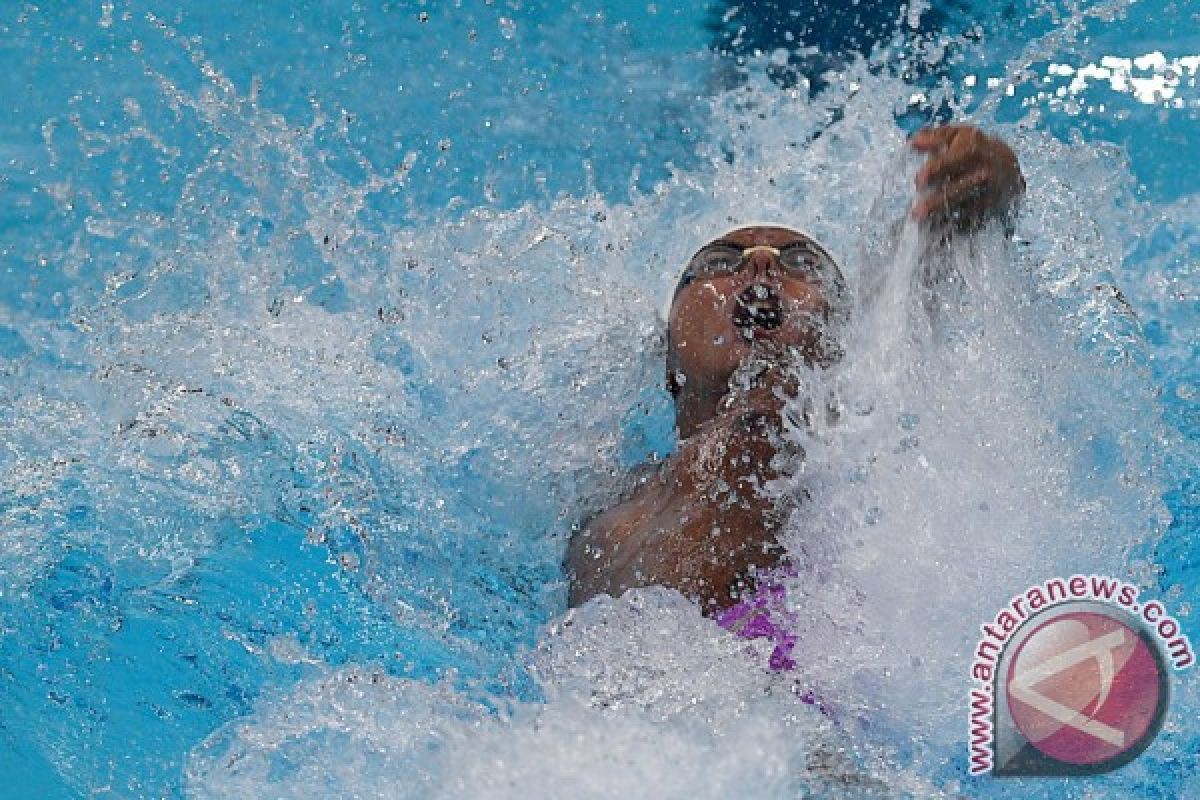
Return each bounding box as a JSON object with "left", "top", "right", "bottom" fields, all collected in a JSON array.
[{"left": 666, "top": 369, "right": 681, "bottom": 395}]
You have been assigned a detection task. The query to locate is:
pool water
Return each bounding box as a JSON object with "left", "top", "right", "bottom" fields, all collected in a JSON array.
[{"left": 0, "top": 1, "right": 1195, "bottom": 797}]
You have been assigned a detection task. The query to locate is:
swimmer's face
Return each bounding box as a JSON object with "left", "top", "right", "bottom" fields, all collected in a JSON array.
[{"left": 666, "top": 226, "right": 843, "bottom": 398}]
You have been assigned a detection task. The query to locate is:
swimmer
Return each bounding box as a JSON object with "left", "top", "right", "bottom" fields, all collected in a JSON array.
[{"left": 566, "top": 124, "right": 1025, "bottom": 621}]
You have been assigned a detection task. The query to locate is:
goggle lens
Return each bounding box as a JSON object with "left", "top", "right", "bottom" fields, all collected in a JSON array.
[{"left": 687, "top": 242, "right": 830, "bottom": 281}]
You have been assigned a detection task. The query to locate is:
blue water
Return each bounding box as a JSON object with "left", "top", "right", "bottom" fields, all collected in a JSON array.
[{"left": 0, "top": 1, "right": 1195, "bottom": 797}]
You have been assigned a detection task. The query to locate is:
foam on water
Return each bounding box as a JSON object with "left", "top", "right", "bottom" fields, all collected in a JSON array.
[{"left": 0, "top": 2, "right": 1195, "bottom": 797}]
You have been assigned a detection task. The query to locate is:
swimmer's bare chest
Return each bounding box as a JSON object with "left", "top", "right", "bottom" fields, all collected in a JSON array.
[{"left": 566, "top": 404, "right": 789, "bottom": 614}]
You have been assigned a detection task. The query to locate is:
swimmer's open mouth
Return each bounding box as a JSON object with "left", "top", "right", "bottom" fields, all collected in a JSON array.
[{"left": 734, "top": 284, "right": 783, "bottom": 331}]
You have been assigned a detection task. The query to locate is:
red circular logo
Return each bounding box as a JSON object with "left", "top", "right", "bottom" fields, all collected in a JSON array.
[{"left": 1005, "top": 610, "right": 1165, "bottom": 766}]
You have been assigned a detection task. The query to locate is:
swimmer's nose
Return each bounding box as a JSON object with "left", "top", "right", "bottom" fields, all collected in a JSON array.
[{"left": 745, "top": 247, "right": 781, "bottom": 281}]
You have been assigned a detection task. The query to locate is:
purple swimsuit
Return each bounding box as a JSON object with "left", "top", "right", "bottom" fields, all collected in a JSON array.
[
  {"left": 715, "top": 570, "right": 801, "bottom": 672},
  {"left": 716, "top": 566, "right": 836, "bottom": 717}
]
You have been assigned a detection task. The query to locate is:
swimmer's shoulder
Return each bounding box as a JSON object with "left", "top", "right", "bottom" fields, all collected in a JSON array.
[
  {"left": 573, "top": 458, "right": 673, "bottom": 546},
  {"left": 565, "top": 457, "right": 678, "bottom": 606}
]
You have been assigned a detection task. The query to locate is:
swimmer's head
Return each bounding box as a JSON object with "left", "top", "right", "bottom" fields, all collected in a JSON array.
[{"left": 665, "top": 226, "right": 847, "bottom": 426}]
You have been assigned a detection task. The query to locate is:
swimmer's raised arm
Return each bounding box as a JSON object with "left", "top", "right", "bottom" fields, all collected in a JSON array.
[{"left": 909, "top": 124, "right": 1025, "bottom": 236}]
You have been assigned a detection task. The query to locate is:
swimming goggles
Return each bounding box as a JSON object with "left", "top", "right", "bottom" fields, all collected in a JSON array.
[{"left": 679, "top": 240, "right": 837, "bottom": 288}]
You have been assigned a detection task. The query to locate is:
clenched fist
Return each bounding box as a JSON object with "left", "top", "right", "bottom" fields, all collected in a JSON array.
[{"left": 911, "top": 124, "right": 1025, "bottom": 232}]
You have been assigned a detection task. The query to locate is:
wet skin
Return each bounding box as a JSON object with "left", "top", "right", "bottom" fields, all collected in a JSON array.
[{"left": 566, "top": 124, "right": 1024, "bottom": 614}]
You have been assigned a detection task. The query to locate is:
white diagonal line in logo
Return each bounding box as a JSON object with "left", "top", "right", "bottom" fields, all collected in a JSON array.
[{"left": 1008, "top": 628, "right": 1128, "bottom": 747}]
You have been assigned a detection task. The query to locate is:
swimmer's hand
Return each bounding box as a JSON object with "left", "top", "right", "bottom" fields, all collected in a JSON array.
[{"left": 910, "top": 124, "right": 1024, "bottom": 232}]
